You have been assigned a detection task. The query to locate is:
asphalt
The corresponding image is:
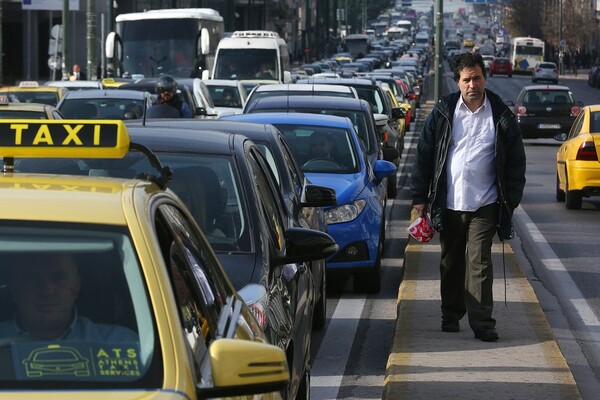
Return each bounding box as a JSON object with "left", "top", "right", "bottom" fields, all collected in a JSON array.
[{"left": 382, "top": 67, "right": 586, "bottom": 399}]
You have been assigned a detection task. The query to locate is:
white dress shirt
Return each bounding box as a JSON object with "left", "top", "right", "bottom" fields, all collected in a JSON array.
[{"left": 446, "top": 93, "right": 497, "bottom": 211}]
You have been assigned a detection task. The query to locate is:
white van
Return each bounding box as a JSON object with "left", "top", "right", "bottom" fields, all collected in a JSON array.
[{"left": 210, "top": 30, "right": 292, "bottom": 87}]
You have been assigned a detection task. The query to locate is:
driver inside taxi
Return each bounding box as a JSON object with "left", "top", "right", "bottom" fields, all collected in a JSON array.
[{"left": 0, "top": 253, "right": 137, "bottom": 341}]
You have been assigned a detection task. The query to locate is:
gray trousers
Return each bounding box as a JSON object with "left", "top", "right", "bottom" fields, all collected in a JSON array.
[{"left": 439, "top": 203, "right": 498, "bottom": 332}]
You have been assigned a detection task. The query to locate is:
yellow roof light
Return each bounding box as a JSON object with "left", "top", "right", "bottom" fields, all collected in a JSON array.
[{"left": 0, "top": 119, "right": 130, "bottom": 159}]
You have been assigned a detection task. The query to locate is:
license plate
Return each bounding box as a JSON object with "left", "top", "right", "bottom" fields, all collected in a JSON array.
[{"left": 538, "top": 123, "right": 560, "bottom": 129}]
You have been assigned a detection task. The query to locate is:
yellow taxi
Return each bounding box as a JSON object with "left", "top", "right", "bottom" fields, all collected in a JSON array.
[
  {"left": 101, "top": 78, "right": 131, "bottom": 89},
  {"left": 463, "top": 38, "right": 475, "bottom": 48},
  {"left": 0, "top": 81, "right": 67, "bottom": 106},
  {"left": 0, "top": 96, "right": 64, "bottom": 119},
  {"left": 555, "top": 104, "right": 600, "bottom": 209},
  {"left": 0, "top": 119, "right": 290, "bottom": 398}
]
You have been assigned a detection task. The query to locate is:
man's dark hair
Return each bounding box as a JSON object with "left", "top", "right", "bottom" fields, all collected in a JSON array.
[{"left": 452, "top": 52, "right": 487, "bottom": 81}]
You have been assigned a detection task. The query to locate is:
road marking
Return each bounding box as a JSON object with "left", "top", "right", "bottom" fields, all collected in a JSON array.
[
  {"left": 311, "top": 296, "right": 366, "bottom": 399},
  {"left": 516, "top": 206, "right": 600, "bottom": 327}
]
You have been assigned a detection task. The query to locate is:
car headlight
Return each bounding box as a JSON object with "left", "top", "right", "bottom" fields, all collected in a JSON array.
[{"left": 325, "top": 199, "right": 366, "bottom": 224}]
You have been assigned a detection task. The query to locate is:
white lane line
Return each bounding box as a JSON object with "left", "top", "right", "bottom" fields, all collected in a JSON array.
[
  {"left": 311, "top": 296, "right": 366, "bottom": 399},
  {"left": 515, "top": 206, "right": 600, "bottom": 328}
]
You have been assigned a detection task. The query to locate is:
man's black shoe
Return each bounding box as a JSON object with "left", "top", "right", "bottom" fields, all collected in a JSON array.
[
  {"left": 441, "top": 319, "right": 459, "bottom": 332},
  {"left": 474, "top": 328, "right": 499, "bottom": 342}
]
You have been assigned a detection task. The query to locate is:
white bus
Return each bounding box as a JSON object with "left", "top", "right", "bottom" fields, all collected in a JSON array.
[
  {"left": 105, "top": 8, "right": 224, "bottom": 79},
  {"left": 211, "top": 31, "right": 292, "bottom": 87},
  {"left": 509, "top": 37, "right": 545, "bottom": 73}
]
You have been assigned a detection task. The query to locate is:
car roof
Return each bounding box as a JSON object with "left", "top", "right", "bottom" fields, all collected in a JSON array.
[
  {"left": 251, "top": 83, "right": 356, "bottom": 94},
  {"left": 0, "top": 173, "right": 132, "bottom": 225},
  {"left": 130, "top": 125, "right": 235, "bottom": 153},
  {"left": 296, "top": 77, "right": 378, "bottom": 87},
  {"left": 223, "top": 111, "right": 354, "bottom": 129},
  {"left": 522, "top": 84, "right": 571, "bottom": 91},
  {"left": 60, "top": 89, "right": 150, "bottom": 100},
  {"left": 247, "top": 95, "right": 370, "bottom": 111},
  {"left": 0, "top": 102, "right": 55, "bottom": 112}
]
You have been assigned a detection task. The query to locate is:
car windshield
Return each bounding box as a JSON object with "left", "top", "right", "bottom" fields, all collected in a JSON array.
[
  {"left": 0, "top": 91, "right": 59, "bottom": 106},
  {"left": 0, "top": 222, "right": 158, "bottom": 388},
  {"left": 0, "top": 110, "right": 46, "bottom": 119},
  {"left": 273, "top": 124, "right": 359, "bottom": 173},
  {"left": 252, "top": 107, "right": 373, "bottom": 154},
  {"left": 58, "top": 98, "right": 147, "bottom": 119}
]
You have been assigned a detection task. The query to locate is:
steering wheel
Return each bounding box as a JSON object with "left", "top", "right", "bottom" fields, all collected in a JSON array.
[{"left": 302, "top": 158, "right": 343, "bottom": 171}]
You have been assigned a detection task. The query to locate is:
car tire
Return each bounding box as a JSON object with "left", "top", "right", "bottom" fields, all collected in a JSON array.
[
  {"left": 353, "top": 259, "right": 381, "bottom": 293},
  {"left": 387, "top": 173, "right": 398, "bottom": 198},
  {"left": 312, "top": 270, "right": 327, "bottom": 330},
  {"left": 565, "top": 189, "right": 582, "bottom": 209},
  {"left": 565, "top": 174, "right": 582, "bottom": 209},
  {"left": 295, "top": 370, "right": 310, "bottom": 400},
  {"left": 555, "top": 173, "right": 565, "bottom": 202}
]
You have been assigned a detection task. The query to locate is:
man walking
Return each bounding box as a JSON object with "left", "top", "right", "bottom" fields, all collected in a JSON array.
[{"left": 411, "top": 52, "right": 526, "bottom": 342}]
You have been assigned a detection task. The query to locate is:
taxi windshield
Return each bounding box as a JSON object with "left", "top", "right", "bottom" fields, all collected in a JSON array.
[
  {"left": 0, "top": 91, "right": 59, "bottom": 106},
  {"left": 0, "top": 221, "right": 161, "bottom": 389}
]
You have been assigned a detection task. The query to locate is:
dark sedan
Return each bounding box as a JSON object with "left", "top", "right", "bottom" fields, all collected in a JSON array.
[
  {"left": 509, "top": 85, "right": 582, "bottom": 139},
  {"left": 126, "top": 118, "right": 337, "bottom": 330},
  {"left": 115, "top": 125, "right": 335, "bottom": 400},
  {"left": 56, "top": 89, "right": 151, "bottom": 120}
]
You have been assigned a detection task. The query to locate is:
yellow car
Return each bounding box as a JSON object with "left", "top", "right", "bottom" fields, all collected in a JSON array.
[
  {"left": 463, "top": 38, "right": 475, "bottom": 48},
  {"left": 0, "top": 119, "right": 289, "bottom": 399},
  {"left": 0, "top": 97, "right": 64, "bottom": 119},
  {"left": 0, "top": 81, "right": 67, "bottom": 106},
  {"left": 555, "top": 104, "right": 600, "bottom": 209}
]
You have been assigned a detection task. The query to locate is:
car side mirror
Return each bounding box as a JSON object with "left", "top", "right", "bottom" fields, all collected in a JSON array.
[
  {"left": 301, "top": 184, "right": 337, "bottom": 207},
  {"left": 281, "top": 227, "right": 338, "bottom": 264},
  {"left": 391, "top": 107, "right": 405, "bottom": 119}
]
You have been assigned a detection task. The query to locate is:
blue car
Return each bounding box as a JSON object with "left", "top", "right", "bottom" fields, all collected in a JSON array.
[{"left": 223, "top": 112, "right": 396, "bottom": 293}]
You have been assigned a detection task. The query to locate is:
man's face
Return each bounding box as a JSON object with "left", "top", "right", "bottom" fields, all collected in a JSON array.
[
  {"left": 456, "top": 65, "right": 486, "bottom": 109},
  {"left": 158, "top": 89, "right": 173, "bottom": 102},
  {"left": 310, "top": 137, "right": 332, "bottom": 158},
  {"left": 10, "top": 256, "right": 80, "bottom": 338}
]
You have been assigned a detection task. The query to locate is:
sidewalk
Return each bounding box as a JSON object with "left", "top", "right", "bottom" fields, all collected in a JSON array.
[
  {"left": 382, "top": 216, "right": 582, "bottom": 398},
  {"left": 381, "top": 69, "right": 584, "bottom": 399}
]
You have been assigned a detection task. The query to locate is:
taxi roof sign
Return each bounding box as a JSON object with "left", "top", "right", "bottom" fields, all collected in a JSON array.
[
  {"left": 0, "top": 120, "right": 130, "bottom": 158},
  {"left": 18, "top": 81, "right": 40, "bottom": 88}
]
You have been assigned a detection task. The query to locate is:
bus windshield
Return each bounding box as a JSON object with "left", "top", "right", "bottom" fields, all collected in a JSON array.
[
  {"left": 213, "top": 49, "right": 279, "bottom": 81},
  {"left": 120, "top": 19, "right": 199, "bottom": 78}
]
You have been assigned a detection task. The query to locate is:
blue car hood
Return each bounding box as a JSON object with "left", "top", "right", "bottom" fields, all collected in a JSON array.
[{"left": 305, "top": 172, "right": 366, "bottom": 205}]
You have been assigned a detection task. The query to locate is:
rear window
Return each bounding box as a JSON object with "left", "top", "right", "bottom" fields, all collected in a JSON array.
[
  {"left": 494, "top": 59, "right": 509, "bottom": 65},
  {"left": 591, "top": 111, "right": 600, "bottom": 133},
  {"left": 523, "top": 89, "right": 574, "bottom": 105},
  {"left": 538, "top": 63, "right": 556, "bottom": 69}
]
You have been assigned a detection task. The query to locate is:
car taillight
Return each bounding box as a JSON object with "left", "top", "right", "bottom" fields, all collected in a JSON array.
[
  {"left": 570, "top": 106, "right": 580, "bottom": 117},
  {"left": 409, "top": 93, "right": 416, "bottom": 100},
  {"left": 535, "top": 68, "right": 541, "bottom": 72},
  {"left": 516, "top": 105, "right": 527, "bottom": 116},
  {"left": 576, "top": 141, "right": 598, "bottom": 161},
  {"left": 553, "top": 69, "right": 558, "bottom": 73},
  {"left": 383, "top": 129, "right": 389, "bottom": 144}
]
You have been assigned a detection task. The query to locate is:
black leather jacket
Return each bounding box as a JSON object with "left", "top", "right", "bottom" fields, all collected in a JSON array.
[{"left": 411, "top": 89, "right": 526, "bottom": 240}]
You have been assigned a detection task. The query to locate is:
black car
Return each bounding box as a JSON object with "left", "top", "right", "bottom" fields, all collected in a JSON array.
[
  {"left": 127, "top": 118, "right": 337, "bottom": 330},
  {"left": 38, "top": 125, "right": 337, "bottom": 400},
  {"left": 509, "top": 85, "right": 583, "bottom": 139}
]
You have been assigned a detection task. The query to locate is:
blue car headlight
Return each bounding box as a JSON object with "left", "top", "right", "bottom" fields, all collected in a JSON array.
[{"left": 325, "top": 199, "right": 366, "bottom": 224}]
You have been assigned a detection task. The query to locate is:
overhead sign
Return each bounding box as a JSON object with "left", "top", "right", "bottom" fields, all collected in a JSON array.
[{"left": 22, "top": 0, "right": 79, "bottom": 11}]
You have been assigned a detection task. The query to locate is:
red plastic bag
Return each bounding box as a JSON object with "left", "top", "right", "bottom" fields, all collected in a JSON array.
[{"left": 408, "top": 214, "right": 435, "bottom": 243}]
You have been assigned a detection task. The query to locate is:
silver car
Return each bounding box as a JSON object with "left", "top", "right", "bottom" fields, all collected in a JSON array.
[{"left": 532, "top": 62, "right": 559, "bottom": 84}]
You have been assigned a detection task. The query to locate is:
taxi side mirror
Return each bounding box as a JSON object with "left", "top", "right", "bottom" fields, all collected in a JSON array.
[{"left": 196, "top": 339, "right": 289, "bottom": 398}]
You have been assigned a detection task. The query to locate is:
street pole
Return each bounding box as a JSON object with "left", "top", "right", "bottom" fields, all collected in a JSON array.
[
  {"left": 87, "top": 0, "right": 97, "bottom": 80},
  {"left": 559, "top": 0, "right": 564, "bottom": 75},
  {"left": 434, "top": 0, "right": 443, "bottom": 102},
  {"left": 61, "top": 0, "right": 70, "bottom": 81}
]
